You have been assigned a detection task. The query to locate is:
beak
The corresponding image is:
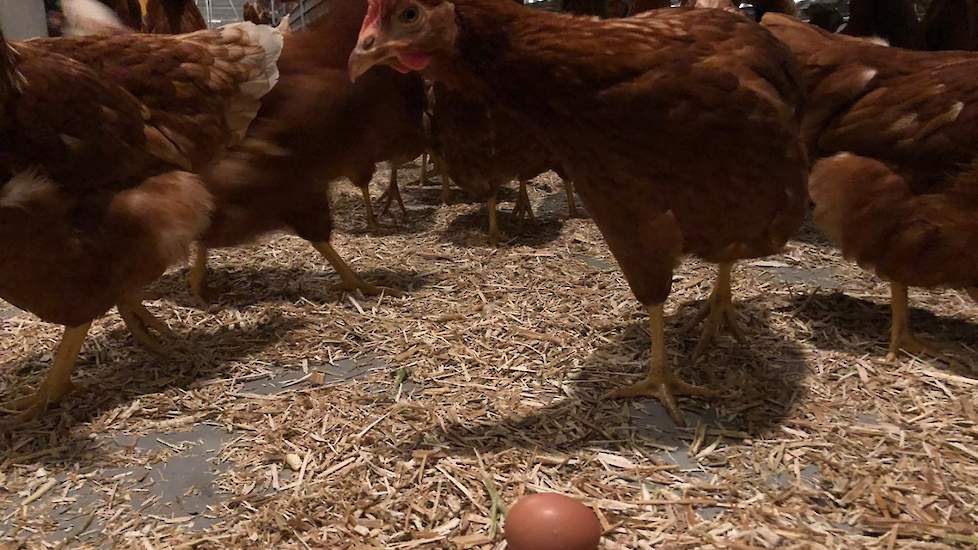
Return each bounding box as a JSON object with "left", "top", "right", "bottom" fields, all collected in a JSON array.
[{"left": 348, "top": 33, "right": 397, "bottom": 82}]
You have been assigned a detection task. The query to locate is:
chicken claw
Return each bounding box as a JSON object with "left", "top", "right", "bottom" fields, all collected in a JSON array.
[
  {"left": 312, "top": 241, "right": 404, "bottom": 298},
  {"left": 361, "top": 186, "right": 380, "bottom": 230},
  {"left": 685, "top": 262, "right": 745, "bottom": 359},
  {"left": 4, "top": 323, "right": 91, "bottom": 420},
  {"left": 117, "top": 299, "right": 174, "bottom": 354},
  {"left": 606, "top": 305, "right": 717, "bottom": 426}
]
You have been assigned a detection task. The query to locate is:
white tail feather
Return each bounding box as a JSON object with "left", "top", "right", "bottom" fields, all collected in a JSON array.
[
  {"left": 61, "top": 0, "right": 134, "bottom": 36},
  {"left": 0, "top": 170, "right": 58, "bottom": 209}
]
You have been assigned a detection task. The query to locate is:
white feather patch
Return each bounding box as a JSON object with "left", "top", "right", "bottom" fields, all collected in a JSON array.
[
  {"left": 0, "top": 170, "right": 58, "bottom": 209},
  {"left": 61, "top": 0, "right": 134, "bottom": 36}
]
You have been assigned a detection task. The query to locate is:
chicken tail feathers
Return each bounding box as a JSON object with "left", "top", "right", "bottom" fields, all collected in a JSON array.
[
  {"left": 111, "top": 171, "right": 214, "bottom": 267},
  {"left": 811, "top": 153, "right": 978, "bottom": 287}
]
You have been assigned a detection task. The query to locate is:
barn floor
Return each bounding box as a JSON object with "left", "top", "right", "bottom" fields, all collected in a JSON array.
[{"left": 1, "top": 161, "right": 977, "bottom": 548}]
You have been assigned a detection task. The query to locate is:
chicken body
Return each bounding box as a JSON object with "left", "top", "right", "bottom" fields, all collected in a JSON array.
[
  {"left": 351, "top": 1, "right": 808, "bottom": 422},
  {"left": 190, "top": 0, "right": 424, "bottom": 302},
  {"left": 764, "top": 14, "right": 978, "bottom": 361},
  {"left": 0, "top": 23, "right": 282, "bottom": 418}
]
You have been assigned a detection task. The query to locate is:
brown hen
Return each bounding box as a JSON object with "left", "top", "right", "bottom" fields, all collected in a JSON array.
[
  {"left": 0, "top": 22, "right": 282, "bottom": 418},
  {"left": 764, "top": 14, "right": 978, "bottom": 362},
  {"left": 350, "top": 0, "right": 808, "bottom": 423},
  {"left": 189, "top": 0, "right": 424, "bottom": 303}
]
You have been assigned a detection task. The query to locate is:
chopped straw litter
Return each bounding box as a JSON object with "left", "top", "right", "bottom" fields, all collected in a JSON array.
[{"left": 1, "top": 161, "right": 976, "bottom": 548}]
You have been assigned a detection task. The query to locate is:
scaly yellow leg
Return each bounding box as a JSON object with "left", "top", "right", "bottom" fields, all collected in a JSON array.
[
  {"left": 886, "top": 283, "right": 957, "bottom": 364},
  {"left": 188, "top": 246, "right": 208, "bottom": 304},
  {"left": 606, "top": 305, "right": 718, "bottom": 426},
  {"left": 685, "top": 262, "right": 746, "bottom": 359},
  {"left": 312, "top": 241, "right": 403, "bottom": 297},
  {"left": 6, "top": 322, "right": 92, "bottom": 420},
  {"left": 117, "top": 298, "right": 173, "bottom": 354}
]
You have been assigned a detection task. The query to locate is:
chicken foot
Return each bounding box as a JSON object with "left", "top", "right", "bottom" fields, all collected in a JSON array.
[
  {"left": 4, "top": 322, "right": 92, "bottom": 420},
  {"left": 312, "top": 241, "right": 403, "bottom": 297},
  {"left": 886, "top": 282, "right": 959, "bottom": 365},
  {"left": 188, "top": 246, "right": 209, "bottom": 304},
  {"left": 686, "top": 262, "right": 746, "bottom": 359},
  {"left": 606, "top": 304, "right": 718, "bottom": 426},
  {"left": 511, "top": 179, "right": 536, "bottom": 225},
  {"left": 118, "top": 298, "right": 174, "bottom": 354},
  {"left": 378, "top": 165, "right": 408, "bottom": 222}
]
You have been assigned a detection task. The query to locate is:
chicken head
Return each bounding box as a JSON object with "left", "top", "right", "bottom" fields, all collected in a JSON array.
[{"left": 348, "top": 0, "right": 456, "bottom": 81}]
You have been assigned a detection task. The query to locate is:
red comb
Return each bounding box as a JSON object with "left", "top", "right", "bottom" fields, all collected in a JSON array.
[{"left": 361, "top": 0, "right": 382, "bottom": 35}]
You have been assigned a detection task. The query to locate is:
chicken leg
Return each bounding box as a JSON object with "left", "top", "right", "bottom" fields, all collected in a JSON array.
[
  {"left": 117, "top": 297, "right": 174, "bottom": 353},
  {"left": 5, "top": 322, "right": 92, "bottom": 420},
  {"left": 512, "top": 179, "right": 536, "bottom": 225},
  {"left": 437, "top": 158, "right": 452, "bottom": 204},
  {"left": 487, "top": 191, "right": 501, "bottom": 246},
  {"left": 607, "top": 304, "right": 718, "bottom": 425},
  {"left": 188, "top": 246, "right": 209, "bottom": 304},
  {"left": 361, "top": 186, "right": 379, "bottom": 230},
  {"left": 686, "top": 262, "right": 746, "bottom": 359},
  {"left": 378, "top": 165, "right": 408, "bottom": 221},
  {"left": 564, "top": 180, "right": 579, "bottom": 218},
  {"left": 312, "top": 241, "right": 403, "bottom": 297},
  {"left": 886, "top": 282, "right": 957, "bottom": 364},
  {"left": 420, "top": 152, "right": 429, "bottom": 187}
]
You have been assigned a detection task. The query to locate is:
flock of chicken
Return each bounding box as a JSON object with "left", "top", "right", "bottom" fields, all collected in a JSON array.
[{"left": 1, "top": 0, "right": 976, "bottom": 426}]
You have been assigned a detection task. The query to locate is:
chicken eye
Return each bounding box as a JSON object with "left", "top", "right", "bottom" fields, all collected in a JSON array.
[{"left": 399, "top": 6, "right": 420, "bottom": 23}]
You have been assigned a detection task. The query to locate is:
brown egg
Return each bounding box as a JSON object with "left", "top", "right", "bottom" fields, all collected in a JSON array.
[{"left": 504, "top": 493, "right": 602, "bottom": 550}]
